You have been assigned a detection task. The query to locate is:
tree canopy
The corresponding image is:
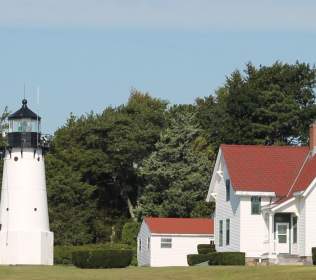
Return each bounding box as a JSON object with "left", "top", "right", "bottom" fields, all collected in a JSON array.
[{"left": 1, "top": 61, "right": 316, "bottom": 245}]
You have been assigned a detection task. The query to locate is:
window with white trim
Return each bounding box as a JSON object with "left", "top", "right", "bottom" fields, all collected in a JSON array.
[
  {"left": 219, "top": 220, "right": 223, "bottom": 247},
  {"left": 138, "top": 238, "right": 142, "bottom": 251},
  {"left": 147, "top": 237, "right": 151, "bottom": 250},
  {"left": 251, "top": 196, "right": 261, "bottom": 215},
  {"left": 226, "top": 219, "right": 230, "bottom": 246},
  {"left": 293, "top": 216, "right": 297, "bottom": 244},
  {"left": 226, "top": 179, "right": 231, "bottom": 201},
  {"left": 161, "top": 238, "right": 172, "bottom": 248}
]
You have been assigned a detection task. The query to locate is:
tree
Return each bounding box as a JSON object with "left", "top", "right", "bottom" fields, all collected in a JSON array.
[
  {"left": 197, "top": 62, "right": 316, "bottom": 148},
  {"left": 46, "top": 155, "right": 97, "bottom": 245},
  {"left": 47, "top": 90, "right": 168, "bottom": 244},
  {"left": 0, "top": 107, "right": 9, "bottom": 176},
  {"left": 136, "top": 105, "right": 214, "bottom": 219}
]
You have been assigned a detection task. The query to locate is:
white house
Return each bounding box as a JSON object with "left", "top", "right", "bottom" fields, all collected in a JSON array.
[
  {"left": 206, "top": 123, "right": 316, "bottom": 264},
  {"left": 137, "top": 217, "right": 214, "bottom": 267}
]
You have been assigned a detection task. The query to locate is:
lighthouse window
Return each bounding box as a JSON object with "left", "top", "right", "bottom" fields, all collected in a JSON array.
[
  {"left": 34, "top": 208, "right": 37, "bottom": 211},
  {"left": 14, "top": 157, "right": 18, "bottom": 162},
  {"left": 6, "top": 208, "right": 9, "bottom": 211},
  {"left": 11, "top": 119, "right": 39, "bottom": 133}
]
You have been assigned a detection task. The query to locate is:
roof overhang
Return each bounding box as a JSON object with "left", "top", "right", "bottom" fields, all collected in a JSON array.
[
  {"left": 150, "top": 233, "right": 214, "bottom": 237},
  {"left": 235, "top": 191, "right": 276, "bottom": 197},
  {"left": 269, "top": 197, "right": 296, "bottom": 212}
]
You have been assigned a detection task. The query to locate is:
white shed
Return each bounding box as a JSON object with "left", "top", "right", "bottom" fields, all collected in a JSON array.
[{"left": 137, "top": 217, "right": 214, "bottom": 267}]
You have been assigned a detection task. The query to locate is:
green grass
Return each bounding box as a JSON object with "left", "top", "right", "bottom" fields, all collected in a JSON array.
[{"left": 0, "top": 265, "right": 315, "bottom": 280}]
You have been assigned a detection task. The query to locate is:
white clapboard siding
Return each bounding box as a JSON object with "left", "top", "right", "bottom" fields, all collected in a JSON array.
[
  {"left": 239, "top": 197, "right": 270, "bottom": 258},
  {"left": 137, "top": 221, "right": 151, "bottom": 266},
  {"left": 304, "top": 184, "right": 316, "bottom": 257},
  {"left": 150, "top": 235, "right": 213, "bottom": 267},
  {"left": 214, "top": 158, "right": 240, "bottom": 252}
]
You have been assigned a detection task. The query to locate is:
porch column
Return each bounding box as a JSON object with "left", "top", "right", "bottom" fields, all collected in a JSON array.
[{"left": 269, "top": 212, "right": 274, "bottom": 256}]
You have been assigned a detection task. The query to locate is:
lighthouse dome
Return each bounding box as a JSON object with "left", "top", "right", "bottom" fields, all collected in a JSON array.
[
  {"left": 7, "top": 99, "right": 41, "bottom": 148},
  {"left": 8, "top": 99, "right": 41, "bottom": 121}
]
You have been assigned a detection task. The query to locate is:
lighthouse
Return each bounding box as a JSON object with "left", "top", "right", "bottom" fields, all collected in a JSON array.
[{"left": 0, "top": 99, "right": 53, "bottom": 265}]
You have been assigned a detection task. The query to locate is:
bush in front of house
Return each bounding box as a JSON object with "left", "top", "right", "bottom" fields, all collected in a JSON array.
[
  {"left": 187, "top": 253, "right": 215, "bottom": 266},
  {"left": 54, "top": 243, "right": 131, "bottom": 265},
  {"left": 197, "top": 244, "right": 216, "bottom": 254},
  {"left": 72, "top": 249, "right": 133, "bottom": 268},
  {"left": 208, "top": 252, "right": 245, "bottom": 266},
  {"left": 312, "top": 247, "right": 316, "bottom": 265}
]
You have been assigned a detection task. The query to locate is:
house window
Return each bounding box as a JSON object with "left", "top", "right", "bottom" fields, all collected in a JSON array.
[
  {"left": 139, "top": 239, "right": 142, "bottom": 251},
  {"left": 251, "top": 196, "right": 261, "bottom": 215},
  {"left": 210, "top": 240, "right": 215, "bottom": 245},
  {"left": 219, "top": 220, "right": 223, "bottom": 247},
  {"left": 161, "top": 238, "right": 172, "bottom": 248},
  {"left": 147, "top": 237, "right": 151, "bottom": 250},
  {"left": 293, "top": 216, "right": 297, "bottom": 244},
  {"left": 226, "top": 179, "right": 231, "bottom": 201},
  {"left": 226, "top": 219, "right": 230, "bottom": 246}
]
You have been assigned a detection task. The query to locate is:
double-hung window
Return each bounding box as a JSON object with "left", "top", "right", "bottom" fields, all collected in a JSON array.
[
  {"left": 293, "top": 216, "right": 297, "bottom": 244},
  {"left": 161, "top": 238, "right": 172, "bottom": 248},
  {"left": 226, "top": 219, "right": 230, "bottom": 246},
  {"left": 251, "top": 196, "right": 261, "bottom": 215},
  {"left": 226, "top": 179, "right": 231, "bottom": 201},
  {"left": 147, "top": 237, "right": 151, "bottom": 250},
  {"left": 219, "top": 220, "right": 223, "bottom": 247}
]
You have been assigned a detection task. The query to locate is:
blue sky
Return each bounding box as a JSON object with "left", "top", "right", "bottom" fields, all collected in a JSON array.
[{"left": 0, "top": 0, "right": 316, "bottom": 133}]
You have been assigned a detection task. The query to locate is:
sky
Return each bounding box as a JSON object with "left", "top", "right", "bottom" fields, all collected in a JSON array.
[{"left": 0, "top": 0, "right": 316, "bottom": 133}]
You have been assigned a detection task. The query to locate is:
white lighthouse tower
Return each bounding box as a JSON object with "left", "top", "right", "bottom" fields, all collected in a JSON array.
[{"left": 0, "top": 99, "right": 54, "bottom": 265}]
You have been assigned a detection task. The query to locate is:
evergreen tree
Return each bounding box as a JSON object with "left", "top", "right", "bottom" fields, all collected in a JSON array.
[{"left": 137, "top": 105, "right": 214, "bottom": 218}]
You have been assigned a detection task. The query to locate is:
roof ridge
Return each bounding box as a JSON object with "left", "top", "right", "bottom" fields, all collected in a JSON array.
[{"left": 221, "top": 144, "right": 308, "bottom": 149}]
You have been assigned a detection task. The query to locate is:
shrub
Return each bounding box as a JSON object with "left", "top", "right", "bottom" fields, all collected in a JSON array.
[
  {"left": 197, "top": 244, "right": 216, "bottom": 254},
  {"left": 54, "top": 243, "right": 131, "bottom": 265},
  {"left": 72, "top": 249, "right": 133, "bottom": 268},
  {"left": 208, "top": 252, "right": 245, "bottom": 266},
  {"left": 312, "top": 247, "right": 316, "bottom": 265},
  {"left": 187, "top": 254, "right": 214, "bottom": 266},
  {"left": 121, "top": 221, "right": 140, "bottom": 247}
]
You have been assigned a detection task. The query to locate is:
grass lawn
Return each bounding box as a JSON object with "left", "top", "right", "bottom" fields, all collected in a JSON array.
[{"left": 0, "top": 265, "right": 315, "bottom": 280}]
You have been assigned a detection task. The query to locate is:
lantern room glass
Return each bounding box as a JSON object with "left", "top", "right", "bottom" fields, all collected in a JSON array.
[{"left": 9, "top": 119, "right": 41, "bottom": 133}]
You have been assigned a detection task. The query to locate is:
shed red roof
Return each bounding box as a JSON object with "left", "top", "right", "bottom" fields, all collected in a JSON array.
[
  {"left": 221, "top": 144, "right": 310, "bottom": 197},
  {"left": 144, "top": 217, "right": 214, "bottom": 235}
]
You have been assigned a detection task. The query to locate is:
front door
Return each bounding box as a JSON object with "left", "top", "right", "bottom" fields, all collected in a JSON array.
[{"left": 276, "top": 223, "right": 290, "bottom": 253}]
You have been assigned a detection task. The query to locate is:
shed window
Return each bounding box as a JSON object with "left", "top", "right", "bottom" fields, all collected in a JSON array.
[
  {"left": 161, "top": 238, "right": 172, "bottom": 248},
  {"left": 225, "top": 179, "right": 231, "bottom": 201},
  {"left": 251, "top": 196, "right": 261, "bottom": 215},
  {"left": 219, "top": 220, "right": 223, "bottom": 247}
]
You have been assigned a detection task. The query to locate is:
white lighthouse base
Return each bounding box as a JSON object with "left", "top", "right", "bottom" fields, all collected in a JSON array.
[{"left": 0, "top": 231, "right": 54, "bottom": 265}]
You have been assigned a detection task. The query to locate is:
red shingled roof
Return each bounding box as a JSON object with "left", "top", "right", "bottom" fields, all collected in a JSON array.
[
  {"left": 144, "top": 217, "right": 214, "bottom": 235},
  {"left": 221, "top": 144, "right": 310, "bottom": 197},
  {"left": 290, "top": 155, "right": 316, "bottom": 195}
]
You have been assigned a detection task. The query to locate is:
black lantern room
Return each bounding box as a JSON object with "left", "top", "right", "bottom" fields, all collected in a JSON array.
[{"left": 7, "top": 99, "right": 41, "bottom": 148}]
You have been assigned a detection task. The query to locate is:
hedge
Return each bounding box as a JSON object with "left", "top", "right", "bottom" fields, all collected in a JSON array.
[
  {"left": 208, "top": 252, "right": 245, "bottom": 266},
  {"left": 312, "top": 248, "right": 316, "bottom": 265},
  {"left": 187, "top": 254, "right": 215, "bottom": 266},
  {"left": 197, "top": 244, "right": 216, "bottom": 254},
  {"left": 54, "top": 243, "right": 131, "bottom": 265},
  {"left": 72, "top": 249, "right": 133, "bottom": 268}
]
